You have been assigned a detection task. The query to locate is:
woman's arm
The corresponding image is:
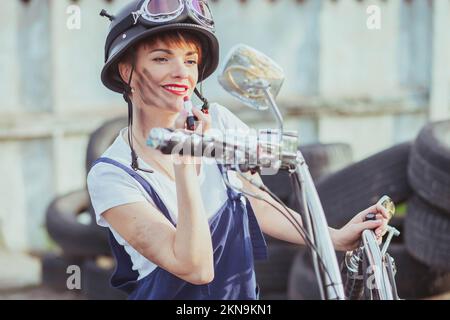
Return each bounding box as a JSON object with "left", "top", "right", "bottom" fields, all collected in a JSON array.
[
  {"left": 237, "top": 172, "right": 390, "bottom": 251},
  {"left": 101, "top": 108, "right": 215, "bottom": 285},
  {"left": 172, "top": 162, "right": 214, "bottom": 281},
  {"left": 102, "top": 162, "right": 214, "bottom": 285}
]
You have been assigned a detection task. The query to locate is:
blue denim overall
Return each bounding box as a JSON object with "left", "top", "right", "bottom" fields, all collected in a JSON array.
[{"left": 92, "top": 157, "right": 268, "bottom": 300}]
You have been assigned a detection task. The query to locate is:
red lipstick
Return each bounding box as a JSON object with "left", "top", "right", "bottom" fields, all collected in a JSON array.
[{"left": 183, "top": 96, "right": 196, "bottom": 131}]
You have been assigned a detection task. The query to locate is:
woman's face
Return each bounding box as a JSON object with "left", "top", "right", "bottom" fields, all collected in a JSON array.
[{"left": 131, "top": 40, "right": 200, "bottom": 113}]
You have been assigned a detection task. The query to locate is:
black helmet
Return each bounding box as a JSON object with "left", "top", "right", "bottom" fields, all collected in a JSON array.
[{"left": 100, "top": 0, "right": 220, "bottom": 94}]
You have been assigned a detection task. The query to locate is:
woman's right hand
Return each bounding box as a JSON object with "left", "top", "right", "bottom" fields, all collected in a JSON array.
[
  {"left": 173, "top": 109, "right": 189, "bottom": 130},
  {"left": 171, "top": 109, "right": 197, "bottom": 164},
  {"left": 172, "top": 107, "right": 211, "bottom": 133}
]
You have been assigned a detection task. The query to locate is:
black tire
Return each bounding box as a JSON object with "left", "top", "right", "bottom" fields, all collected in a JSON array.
[
  {"left": 287, "top": 248, "right": 322, "bottom": 300},
  {"left": 260, "top": 170, "right": 293, "bottom": 206},
  {"left": 387, "top": 243, "right": 450, "bottom": 299},
  {"left": 254, "top": 242, "right": 299, "bottom": 295},
  {"left": 413, "top": 120, "right": 450, "bottom": 174},
  {"left": 41, "top": 253, "right": 84, "bottom": 293},
  {"left": 404, "top": 196, "right": 450, "bottom": 271},
  {"left": 408, "top": 120, "right": 450, "bottom": 215},
  {"left": 82, "top": 259, "right": 127, "bottom": 300},
  {"left": 261, "top": 143, "right": 353, "bottom": 205},
  {"left": 299, "top": 143, "right": 353, "bottom": 181},
  {"left": 312, "top": 142, "right": 412, "bottom": 229},
  {"left": 45, "top": 189, "right": 111, "bottom": 258},
  {"left": 85, "top": 116, "right": 128, "bottom": 174}
]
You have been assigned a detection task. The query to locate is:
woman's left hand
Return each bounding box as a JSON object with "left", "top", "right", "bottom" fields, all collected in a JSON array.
[{"left": 332, "top": 202, "right": 391, "bottom": 251}]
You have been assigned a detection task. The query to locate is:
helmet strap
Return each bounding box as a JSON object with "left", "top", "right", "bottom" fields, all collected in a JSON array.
[
  {"left": 123, "top": 64, "right": 154, "bottom": 174},
  {"left": 195, "top": 64, "right": 210, "bottom": 113},
  {"left": 194, "top": 88, "right": 209, "bottom": 113}
]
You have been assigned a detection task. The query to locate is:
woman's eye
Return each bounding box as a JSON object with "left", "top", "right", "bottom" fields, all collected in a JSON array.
[
  {"left": 186, "top": 60, "right": 198, "bottom": 65},
  {"left": 153, "top": 57, "right": 168, "bottom": 62}
]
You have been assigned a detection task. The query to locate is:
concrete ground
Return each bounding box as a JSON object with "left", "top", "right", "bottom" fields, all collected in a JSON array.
[
  {"left": 0, "top": 286, "right": 85, "bottom": 300},
  {"left": 0, "top": 250, "right": 40, "bottom": 291},
  {"left": 0, "top": 250, "right": 84, "bottom": 300}
]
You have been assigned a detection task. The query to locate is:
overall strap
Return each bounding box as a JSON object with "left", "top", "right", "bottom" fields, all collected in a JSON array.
[
  {"left": 217, "top": 165, "right": 268, "bottom": 260},
  {"left": 92, "top": 157, "right": 174, "bottom": 225}
]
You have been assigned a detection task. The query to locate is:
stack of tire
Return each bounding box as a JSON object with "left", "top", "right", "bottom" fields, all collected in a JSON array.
[
  {"left": 44, "top": 117, "right": 128, "bottom": 300},
  {"left": 256, "top": 143, "right": 354, "bottom": 300},
  {"left": 405, "top": 120, "right": 450, "bottom": 294},
  {"left": 287, "top": 120, "right": 450, "bottom": 300}
]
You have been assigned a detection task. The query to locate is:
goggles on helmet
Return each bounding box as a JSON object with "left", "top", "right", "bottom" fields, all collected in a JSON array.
[{"left": 132, "top": 0, "right": 215, "bottom": 31}]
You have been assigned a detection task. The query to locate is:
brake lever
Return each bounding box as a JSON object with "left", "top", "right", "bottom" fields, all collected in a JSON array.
[
  {"left": 381, "top": 226, "right": 400, "bottom": 257},
  {"left": 364, "top": 211, "right": 400, "bottom": 254}
]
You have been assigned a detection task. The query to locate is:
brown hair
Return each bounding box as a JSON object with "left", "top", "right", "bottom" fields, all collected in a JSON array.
[{"left": 120, "top": 30, "right": 204, "bottom": 69}]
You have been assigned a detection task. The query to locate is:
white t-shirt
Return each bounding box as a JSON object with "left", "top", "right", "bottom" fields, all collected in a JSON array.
[{"left": 87, "top": 103, "right": 250, "bottom": 280}]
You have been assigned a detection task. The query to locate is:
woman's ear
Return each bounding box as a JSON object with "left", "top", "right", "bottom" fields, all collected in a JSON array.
[{"left": 118, "top": 61, "right": 132, "bottom": 84}]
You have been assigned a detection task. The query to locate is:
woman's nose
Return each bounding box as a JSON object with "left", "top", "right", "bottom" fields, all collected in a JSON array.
[{"left": 171, "top": 59, "right": 189, "bottom": 78}]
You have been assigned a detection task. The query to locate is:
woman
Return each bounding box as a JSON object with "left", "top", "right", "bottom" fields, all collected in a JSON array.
[{"left": 88, "top": 0, "right": 390, "bottom": 300}]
